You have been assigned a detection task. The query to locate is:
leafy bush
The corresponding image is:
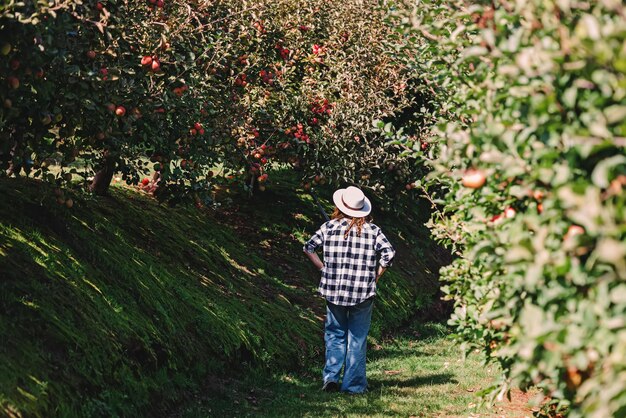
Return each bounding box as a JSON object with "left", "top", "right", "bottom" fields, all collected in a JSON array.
[{"left": 392, "top": 0, "right": 626, "bottom": 416}]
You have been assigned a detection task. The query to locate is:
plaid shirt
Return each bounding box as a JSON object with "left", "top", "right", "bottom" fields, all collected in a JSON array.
[{"left": 303, "top": 219, "right": 396, "bottom": 306}]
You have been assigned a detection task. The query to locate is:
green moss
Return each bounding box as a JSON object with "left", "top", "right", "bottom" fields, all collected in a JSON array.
[{"left": 0, "top": 172, "right": 445, "bottom": 417}]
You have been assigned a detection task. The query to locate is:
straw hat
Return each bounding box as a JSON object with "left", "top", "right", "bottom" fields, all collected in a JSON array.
[{"left": 333, "top": 186, "right": 371, "bottom": 217}]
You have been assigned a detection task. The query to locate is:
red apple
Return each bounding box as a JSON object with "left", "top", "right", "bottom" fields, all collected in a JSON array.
[
  {"left": 504, "top": 207, "right": 516, "bottom": 219},
  {"left": 151, "top": 59, "right": 160, "bottom": 71},
  {"left": 490, "top": 213, "right": 503, "bottom": 224},
  {"left": 7, "top": 76, "right": 19, "bottom": 89},
  {"left": 86, "top": 50, "right": 96, "bottom": 59},
  {"left": 65, "top": 198, "right": 74, "bottom": 208},
  {"left": 96, "top": 2, "right": 104, "bottom": 10},
  {"left": 461, "top": 169, "right": 486, "bottom": 189},
  {"left": 106, "top": 103, "right": 116, "bottom": 113},
  {"left": 115, "top": 106, "right": 126, "bottom": 117},
  {"left": 194, "top": 122, "right": 202, "bottom": 130},
  {"left": 532, "top": 190, "right": 545, "bottom": 201},
  {"left": 564, "top": 225, "right": 584, "bottom": 241},
  {"left": 141, "top": 177, "right": 150, "bottom": 186},
  {"left": 141, "top": 56, "right": 152, "bottom": 66}
]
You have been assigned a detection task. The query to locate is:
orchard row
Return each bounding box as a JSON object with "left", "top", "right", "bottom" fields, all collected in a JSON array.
[
  {"left": 0, "top": 0, "right": 428, "bottom": 205},
  {"left": 389, "top": 1, "right": 626, "bottom": 416}
]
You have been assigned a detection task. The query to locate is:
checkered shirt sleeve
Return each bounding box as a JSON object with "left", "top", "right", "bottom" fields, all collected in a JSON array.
[
  {"left": 303, "top": 219, "right": 396, "bottom": 306},
  {"left": 303, "top": 222, "right": 327, "bottom": 254},
  {"left": 375, "top": 228, "right": 395, "bottom": 268}
]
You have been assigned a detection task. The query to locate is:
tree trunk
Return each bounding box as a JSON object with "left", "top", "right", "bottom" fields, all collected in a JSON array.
[
  {"left": 90, "top": 156, "right": 116, "bottom": 196},
  {"left": 5, "top": 140, "right": 19, "bottom": 177}
]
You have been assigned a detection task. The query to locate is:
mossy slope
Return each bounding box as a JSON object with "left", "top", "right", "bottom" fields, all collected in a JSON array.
[{"left": 0, "top": 173, "right": 445, "bottom": 417}]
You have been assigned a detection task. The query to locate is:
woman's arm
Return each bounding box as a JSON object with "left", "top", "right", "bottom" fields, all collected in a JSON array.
[
  {"left": 376, "top": 265, "right": 386, "bottom": 283},
  {"left": 305, "top": 251, "right": 325, "bottom": 271},
  {"left": 303, "top": 223, "right": 328, "bottom": 271}
]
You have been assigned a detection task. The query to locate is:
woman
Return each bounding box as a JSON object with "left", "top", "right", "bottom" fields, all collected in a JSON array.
[{"left": 303, "top": 186, "right": 395, "bottom": 394}]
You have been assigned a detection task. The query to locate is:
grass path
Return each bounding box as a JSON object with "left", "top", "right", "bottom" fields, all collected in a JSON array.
[{"left": 176, "top": 322, "right": 538, "bottom": 418}]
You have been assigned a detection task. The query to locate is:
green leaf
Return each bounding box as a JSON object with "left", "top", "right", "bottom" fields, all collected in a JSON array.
[
  {"left": 604, "top": 105, "right": 626, "bottom": 125},
  {"left": 610, "top": 284, "right": 626, "bottom": 305},
  {"left": 591, "top": 155, "right": 626, "bottom": 188}
]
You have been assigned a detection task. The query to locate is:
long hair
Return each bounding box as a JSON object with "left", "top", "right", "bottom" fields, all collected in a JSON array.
[{"left": 331, "top": 207, "right": 373, "bottom": 239}]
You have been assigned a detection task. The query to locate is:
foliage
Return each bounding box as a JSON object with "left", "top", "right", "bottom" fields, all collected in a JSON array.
[
  {"left": 0, "top": 173, "right": 443, "bottom": 416},
  {"left": 0, "top": 0, "right": 229, "bottom": 199},
  {"left": 0, "top": 0, "right": 426, "bottom": 202},
  {"left": 391, "top": 0, "right": 626, "bottom": 416}
]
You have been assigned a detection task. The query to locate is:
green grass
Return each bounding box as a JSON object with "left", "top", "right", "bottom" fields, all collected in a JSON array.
[
  {"left": 176, "top": 322, "right": 506, "bottom": 418},
  {"left": 0, "top": 171, "right": 446, "bottom": 417}
]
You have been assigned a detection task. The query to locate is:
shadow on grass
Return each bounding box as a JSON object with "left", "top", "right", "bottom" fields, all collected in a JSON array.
[
  {"left": 183, "top": 370, "right": 459, "bottom": 418},
  {"left": 369, "top": 372, "right": 457, "bottom": 389}
]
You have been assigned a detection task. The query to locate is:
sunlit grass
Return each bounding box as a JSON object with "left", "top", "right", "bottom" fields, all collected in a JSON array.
[
  {"left": 179, "top": 323, "right": 507, "bottom": 418},
  {"left": 0, "top": 171, "right": 444, "bottom": 416}
]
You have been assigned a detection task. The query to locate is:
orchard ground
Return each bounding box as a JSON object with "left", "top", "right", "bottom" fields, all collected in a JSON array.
[
  {"left": 1, "top": 170, "right": 539, "bottom": 416},
  {"left": 176, "top": 322, "right": 542, "bottom": 418}
]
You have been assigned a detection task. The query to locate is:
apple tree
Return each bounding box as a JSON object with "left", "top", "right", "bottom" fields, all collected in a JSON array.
[
  {"left": 393, "top": 0, "right": 626, "bottom": 415},
  {"left": 189, "top": 0, "right": 430, "bottom": 196},
  {"left": 1, "top": 0, "right": 431, "bottom": 204},
  {"left": 0, "top": 1, "right": 235, "bottom": 203}
]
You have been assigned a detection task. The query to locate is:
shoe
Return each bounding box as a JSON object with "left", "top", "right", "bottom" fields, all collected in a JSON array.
[
  {"left": 341, "top": 388, "right": 368, "bottom": 395},
  {"left": 322, "top": 381, "right": 339, "bottom": 392}
]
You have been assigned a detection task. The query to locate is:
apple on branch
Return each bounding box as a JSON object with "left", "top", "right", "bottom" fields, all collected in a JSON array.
[{"left": 461, "top": 169, "right": 486, "bottom": 189}]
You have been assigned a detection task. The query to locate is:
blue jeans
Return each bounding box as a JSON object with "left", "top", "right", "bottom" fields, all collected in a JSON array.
[{"left": 323, "top": 297, "right": 374, "bottom": 393}]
